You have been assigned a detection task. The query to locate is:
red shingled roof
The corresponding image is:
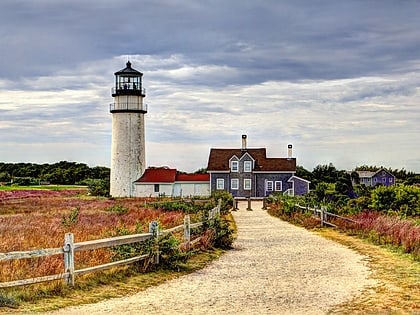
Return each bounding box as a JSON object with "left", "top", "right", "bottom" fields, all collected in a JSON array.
[
  {"left": 175, "top": 173, "right": 209, "bottom": 182},
  {"left": 136, "top": 168, "right": 209, "bottom": 183},
  {"left": 207, "top": 148, "right": 296, "bottom": 172},
  {"left": 136, "top": 168, "right": 177, "bottom": 183}
]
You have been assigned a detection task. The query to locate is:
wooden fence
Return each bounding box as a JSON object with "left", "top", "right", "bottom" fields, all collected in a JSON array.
[
  {"left": 294, "top": 204, "right": 357, "bottom": 227},
  {"left": 0, "top": 200, "right": 221, "bottom": 289}
]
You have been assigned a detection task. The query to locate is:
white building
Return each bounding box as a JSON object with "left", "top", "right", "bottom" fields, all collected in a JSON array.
[
  {"left": 109, "top": 62, "right": 147, "bottom": 197},
  {"left": 134, "top": 167, "right": 210, "bottom": 198}
]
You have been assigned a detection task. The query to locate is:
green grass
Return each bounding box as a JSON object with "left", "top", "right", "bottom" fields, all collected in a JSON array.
[{"left": 0, "top": 185, "right": 87, "bottom": 191}]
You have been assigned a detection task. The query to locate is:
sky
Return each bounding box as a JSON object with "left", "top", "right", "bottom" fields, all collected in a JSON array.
[{"left": 0, "top": 0, "right": 419, "bottom": 173}]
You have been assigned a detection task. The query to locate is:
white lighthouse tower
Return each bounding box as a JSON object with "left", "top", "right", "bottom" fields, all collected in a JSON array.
[{"left": 110, "top": 61, "right": 147, "bottom": 197}]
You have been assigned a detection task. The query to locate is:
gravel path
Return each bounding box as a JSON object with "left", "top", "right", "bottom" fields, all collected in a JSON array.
[{"left": 49, "top": 201, "right": 375, "bottom": 315}]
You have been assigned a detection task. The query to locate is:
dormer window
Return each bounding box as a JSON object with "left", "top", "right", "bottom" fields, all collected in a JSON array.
[
  {"left": 244, "top": 161, "right": 252, "bottom": 172},
  {"left": 231, "top": 161, "right": 239, "bottom": 172}
]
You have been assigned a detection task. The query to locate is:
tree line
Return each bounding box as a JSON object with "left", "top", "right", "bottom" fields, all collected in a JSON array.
[{"left": 0, "top": 161, "right": 110, "bottom": 185}]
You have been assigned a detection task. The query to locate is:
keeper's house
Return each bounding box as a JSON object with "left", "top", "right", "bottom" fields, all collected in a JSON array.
[{"left": 207, "top": 135, "right": 310, "bottom": 198}]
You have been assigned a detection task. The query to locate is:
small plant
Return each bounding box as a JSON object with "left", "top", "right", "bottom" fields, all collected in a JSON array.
[
  {"left": 106, "top": 203, "right": 129, "bottom": 214},
  {"left": 61, "top": 206, "right": 80, "bottom": 227},
  {"left": 201, "top": 212, "right": 234, "bottom": 249},
  {"left": 87, "top": 178, "right": 110, "bottom": 197},
  {"left": 0, "top": 294, "right": 18, "bottom": 308},
  {"left": 157, "top": 234, "right": 189, "bottom": 271}
]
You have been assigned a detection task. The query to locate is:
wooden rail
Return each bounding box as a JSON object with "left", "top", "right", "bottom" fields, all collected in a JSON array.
[
  {"left": 0, "top": 202, "right": 221, "bottom": 289},
  {"left": 295, "top": 204, "right": 357, "bottom": 227}
]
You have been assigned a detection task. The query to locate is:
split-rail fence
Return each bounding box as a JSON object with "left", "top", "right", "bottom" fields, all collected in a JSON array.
[
  {"left": 294, "top": 204, "right": 358, "bottom": 227},
  {"left": 0, "top": 200, "right": 221, "bottom": 289}
]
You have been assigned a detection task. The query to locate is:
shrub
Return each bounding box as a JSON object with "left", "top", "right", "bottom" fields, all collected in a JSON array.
[
  {"left": 210, "top": 191, "right": 233, "bottom": 214},
  {"left": 200, "top": 212, "right": 234, "bottom": 249},
  {"left": 370, "top": 185, "right": 420, "bottom": 216},
  {"left": 0, "top": 294, "right": 18, "bottom": 308},
  {"left": 157, "top": 234, "right": 189, "bottom": 270},
  {"left": 87, "top": 179, "right": 110, "bottom": 197},
  {"left": 105, "top": 203, "right": 129, "bottom": 214},
  {"left": 61, "top": 206, "right": 80, "bottom": 227}
]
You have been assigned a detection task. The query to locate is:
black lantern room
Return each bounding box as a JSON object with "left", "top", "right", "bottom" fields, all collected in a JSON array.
[{"left": 112, "top": 61, "right": 146, "bottom": 97}]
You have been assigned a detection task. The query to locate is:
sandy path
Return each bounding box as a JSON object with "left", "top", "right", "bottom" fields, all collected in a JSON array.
[{"left": 48, "top": 201, "right": 375, "bottom": 315}]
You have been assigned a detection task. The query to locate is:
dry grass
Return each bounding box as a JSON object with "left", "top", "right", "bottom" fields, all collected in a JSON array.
[
  {"left": 318, "top": 229, "right": 420, "bottom": 314},
  {"left": 0, "top": 190, "right": 189, "bottom": 306},
  {"left": 0, "top": 190, "right": 228, "bottom": 313}
]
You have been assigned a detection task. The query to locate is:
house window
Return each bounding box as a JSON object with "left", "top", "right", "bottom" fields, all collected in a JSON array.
[
  {"left": 231, "top": 179, "right": 239, "bottom": 190},
  {"left": 216, "top": 178, "right": 225, "bottom": 190},
  {"left": 244, "top": 178, "right": 251, "bottom": 190},
  {"left": 244, "top": 161, "right": 252, "bottom": 172},
  {"left": 266, "top": 181, "right": 273, "bottom": 191},
  {"left": 231, "top": 161, "right": 239, "bottom": 172},
  {"left": 382, "top": 178, "right": 386, "bottom": 183},
  {"left": 389, "top": 178, "right": 393, "bottom": 183},
  {"left": 154, "top": 184, "right": 159, "bottom": 193},
  {"left": 275, "top": 181, "right": 282, "bottom": 191}
]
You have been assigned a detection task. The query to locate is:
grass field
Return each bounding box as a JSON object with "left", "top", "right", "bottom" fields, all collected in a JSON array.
[
  {"left": 0, "top": 188, "right": 193, "bottom": 309},
  {"left": 0, "top": 185, "right": 87, "bottom": 191}
]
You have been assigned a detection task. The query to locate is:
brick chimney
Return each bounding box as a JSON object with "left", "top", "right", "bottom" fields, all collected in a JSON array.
[{"left": 241, "top": 134, "right": 247, "bottom": 151}]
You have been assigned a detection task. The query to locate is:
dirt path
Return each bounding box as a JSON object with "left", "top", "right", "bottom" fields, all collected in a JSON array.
[{"left": 48, "top": 201, "right": 376, "bottom": 315}]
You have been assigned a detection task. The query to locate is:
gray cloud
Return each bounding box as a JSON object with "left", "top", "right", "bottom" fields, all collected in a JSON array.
[{"left": 0, "top": 0, "right": 419, "bottom": 171}]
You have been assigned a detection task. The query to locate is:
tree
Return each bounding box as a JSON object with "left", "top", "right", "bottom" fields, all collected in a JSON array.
[{"left": 0, "top": 171, "right": 11, "bottom": 182}]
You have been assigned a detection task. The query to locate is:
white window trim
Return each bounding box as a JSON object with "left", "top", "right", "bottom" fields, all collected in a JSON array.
[
  {"left": 231, "top": 178, "right": 239, "bottom": 190},
  {"left": 244, "top": 161, "right": 252, "bottom": 172},
  {"left": 216, "top": 178, "right": 225, "bottom": 190},
  {"left": 266, "top": 181, "right": 273, "bottom": 191},
  {"left": 244, "top": 178, "right": 251, "bottom": 190},
  {"left": 231, "top": 161, "right": 239, "bottom": 172},
  {"left": 275, "top": 181, "right": 282, "bottom": 191}
]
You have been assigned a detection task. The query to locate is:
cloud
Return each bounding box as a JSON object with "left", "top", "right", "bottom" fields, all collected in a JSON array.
[{"left": 0, "top": 1, "right": 419, "bottom": 172}]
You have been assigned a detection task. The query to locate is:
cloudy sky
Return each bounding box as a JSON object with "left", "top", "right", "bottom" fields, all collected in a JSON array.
[{"left": 1, "top": 0, "right": 419, "bottom": 173}]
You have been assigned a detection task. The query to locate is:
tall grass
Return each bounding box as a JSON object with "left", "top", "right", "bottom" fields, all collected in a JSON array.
[
  {"left": 0, "top": 191, "right": 185, "bottom": 285},
  {"left": 267, "top": 194, "right": 420, "bottom": 261}
]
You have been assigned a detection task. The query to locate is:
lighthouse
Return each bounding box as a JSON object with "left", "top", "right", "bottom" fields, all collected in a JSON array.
[{"left": 110, "top": 61, "right": 147, "bottom": 197}]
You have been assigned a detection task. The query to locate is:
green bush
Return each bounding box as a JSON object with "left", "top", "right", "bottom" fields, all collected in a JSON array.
[
  {"left": 0, "top": 294, "right": 18, "bottom": 308},
  {"left": 105, "top": 203, "right": 129, "bottom": 214},
  {"left": 370, "top": 185, "right": 420, "bottom": 216},
  {"left": 153, "top": 201, "right": 192, "bottom": 212},
  {"left": 109, "top": 223, "right": 188, "bottom": 271},
  {"left": 61, "top": 206, "right": 80, "bottom": 227},
  {"left": 200, "top": 211, "right": 234, "bottom": 249},
  {"left": 87, "top": 179, "right": 110, "bottom": 197},
  {"left": 209, "top": 191, "right": 233, "bottom": 214}
]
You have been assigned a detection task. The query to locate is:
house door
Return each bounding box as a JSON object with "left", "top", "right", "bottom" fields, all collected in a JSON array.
[
  {"left": 265, "top": 180, "right": 274, "bottom": 196},
  {"left": 173, "top": 184, "right": 182, "bottom": 197}
]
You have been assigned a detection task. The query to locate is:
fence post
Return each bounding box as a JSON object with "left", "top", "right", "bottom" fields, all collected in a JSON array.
[
  {"left": 217, "top": 198, "right": 221, "bottom": 215},
  {"left": 262, "top": 198, "right": 267, "bottom": 210},
  {"left": 247, "top": 197, "right": 252, "bottom": 211},
  {"left": 63, "top": 233, "right": 75, "bottom": 286},
  {"left": 149, "top": 221, "right": 160, "bottom": 264},
  {"left": 233, "top": 198, "right": 238, "bottom": 211},
  {"left": 320, "top": 206, "right": 325, "bottom": 227},
  {"left": 184, "top": 215, "right": 191, "bottom": 251}
]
